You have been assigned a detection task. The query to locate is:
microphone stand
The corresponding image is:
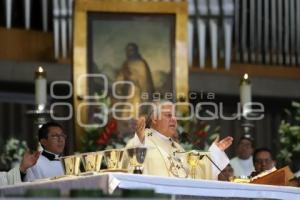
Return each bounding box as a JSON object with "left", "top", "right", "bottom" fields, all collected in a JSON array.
[{"left": 199, "top": 154, "right": 226, "bottom": 178}]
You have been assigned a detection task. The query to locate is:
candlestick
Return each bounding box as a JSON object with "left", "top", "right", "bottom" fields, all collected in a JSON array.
[
  {"left": 35, "top": 66, "right": 47, "bottom": 110},
  {"left": 240, "top": 73, "right": 251, "bottom": 116}
]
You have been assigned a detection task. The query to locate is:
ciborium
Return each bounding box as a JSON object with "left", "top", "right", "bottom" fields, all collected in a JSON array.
[
  {"left": 81, "top": 151, "right": 103, "bottom": 172},
  {"left": 126, "top": 147, "right": 147, "bottom": 174},
  {"left": 61, "top": 155, "right": 81, "bottom": 176},
  {"left": 104, "top": 149, "right": 124, "bottom": 171}
]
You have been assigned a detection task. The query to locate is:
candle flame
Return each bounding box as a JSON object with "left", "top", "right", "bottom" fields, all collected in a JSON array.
[
  {"left": 38, "top": 66, "right": 44, "bottom": 73},
  {"left": 35, "top": 66, "right": 46, "bottom": 78},
  {"left": 243, "top": 73, "right": 249, "bottom": 80}
]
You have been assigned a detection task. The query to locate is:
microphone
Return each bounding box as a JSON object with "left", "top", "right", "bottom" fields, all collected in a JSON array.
[{"left": 198, "top": 153, "right": 226, "bottom": 179}]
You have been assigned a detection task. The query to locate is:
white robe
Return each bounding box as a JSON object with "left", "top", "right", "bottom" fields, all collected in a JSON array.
[
  {"left": 125, "top": 128, "right": 229, "bottom": 180},
  {"left": 24, "top": 153, "right": 64, "bottom": 182},
  {"left": 0, "top": 165, "right": 22, "bottom": 187},
  {"left": 230, "top": 156, "right": 254, "bottom": 176}
]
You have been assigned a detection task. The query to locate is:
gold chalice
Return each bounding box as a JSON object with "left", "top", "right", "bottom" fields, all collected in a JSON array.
[
  {"left": 61, "top": 155, "right": 81, "bottom": 176},
  {"left": 81, "top": 151, "right": 103, "bottom": 172},
  {"left": 126, "top": 147, "right": 147, "bottom": 174},
  {"left": 187, "top": 151, "right": 200, "bottom": 179},
  {"left": 104, "top": 149, "right": 124, "bottom": 171}
]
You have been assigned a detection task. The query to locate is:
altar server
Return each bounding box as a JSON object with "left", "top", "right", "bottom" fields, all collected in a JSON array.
[
  {"left": 24, "top": 122, "right": 66, "bottom": 182},
  {"left": 125, "top": 100, "right": 233, "bottom": 180},
  {"left": 230, "top": 135, "right": 255, "bottom": 176}
]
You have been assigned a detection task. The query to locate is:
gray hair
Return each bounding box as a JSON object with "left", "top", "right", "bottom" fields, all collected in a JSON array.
[{"left": 144, "top": 100, "right": 174, "bottom": 128}]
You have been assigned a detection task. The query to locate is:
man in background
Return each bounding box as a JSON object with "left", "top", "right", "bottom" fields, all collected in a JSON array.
[
  {"left": 0, "top": 151, "right": 40, "bottom": 186},
  {"left": 25, "top": 122, "right": 66, "bottom": 181},
  {"left": 251, "top": 147, "right": 276, "bottom": 177},
  {"left": 230, "top": 135, "right": 254, "bottom": 177}
]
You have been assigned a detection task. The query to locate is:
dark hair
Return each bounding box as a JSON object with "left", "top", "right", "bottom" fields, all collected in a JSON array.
[
  {"left": 238, "top": 134, "right": 254, "bottom": 147},
  {"left": 38, "top": 122, "right": 64, "bottom": 141},
  {"left": 253, "top": 147, "right": 274, "bottom": 163}
]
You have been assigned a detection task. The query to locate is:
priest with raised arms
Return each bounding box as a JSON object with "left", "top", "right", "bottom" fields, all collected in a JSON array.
[{"left": 125, "top": 100, "right": 233, "bottom": 179}]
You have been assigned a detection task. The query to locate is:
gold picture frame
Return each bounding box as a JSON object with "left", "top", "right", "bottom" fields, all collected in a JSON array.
[{"left": 73, "top": 0, "right": 188, "bottom": 150}]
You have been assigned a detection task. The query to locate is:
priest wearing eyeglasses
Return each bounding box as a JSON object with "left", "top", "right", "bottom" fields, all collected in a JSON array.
[{"left": 24, "top": 122, "right": 66, "bottom": 182}]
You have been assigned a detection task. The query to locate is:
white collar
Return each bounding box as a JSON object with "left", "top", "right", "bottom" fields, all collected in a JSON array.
[{"left": 150, "top": 128, "right": 170, "bottom": 141}]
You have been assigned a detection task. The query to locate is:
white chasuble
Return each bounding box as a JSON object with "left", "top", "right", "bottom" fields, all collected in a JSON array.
[{"left": 125, "top": 128, "right": 229, "bottom": 180}]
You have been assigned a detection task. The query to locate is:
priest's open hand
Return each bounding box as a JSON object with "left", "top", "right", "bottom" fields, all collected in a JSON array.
[
  {"left": 19, "top": 150, "right": 40, "bottom": 173},
  {"left": 136, "top": 116, "right": 146, "bottom": 143},
  {"left": 214, "top": 136, "right": 233, "bottom": 151}
]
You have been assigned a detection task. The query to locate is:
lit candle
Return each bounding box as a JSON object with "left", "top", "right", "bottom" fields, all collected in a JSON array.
[
  {"left": 240, "top": 73, "right": 251, "bottom": 116},
  {"left": 35, "top": 66, "right": 47, "bottom": 110}
]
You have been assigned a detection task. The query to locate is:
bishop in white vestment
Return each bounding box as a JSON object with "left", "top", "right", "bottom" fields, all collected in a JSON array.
[
  {"left": 126, "top": 128, "right": 230, "bottom": 179},
  {"left": 124, "top": 101, "right": 233, "bottom": 180}
]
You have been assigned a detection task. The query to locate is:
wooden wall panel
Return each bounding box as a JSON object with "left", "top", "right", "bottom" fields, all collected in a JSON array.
[{"left": 0, "top": 27, "right": 54, "bottom": 61}]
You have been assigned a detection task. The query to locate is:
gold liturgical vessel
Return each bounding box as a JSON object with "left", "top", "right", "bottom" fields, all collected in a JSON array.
[
  {"left": 187, "top": 151, "right": 201, "bottom": 179},
  {"left": 61, "top": 155, "right": 81, "bottom": 176},
  {"left": 103, "top": 149, "right": 124, "bottom": 171},
  {"left": 126, "top": 147, "right": 147, "bottom": 174},
  {"left": 81, "top": 151, "right": 103, "bottom": 172}
]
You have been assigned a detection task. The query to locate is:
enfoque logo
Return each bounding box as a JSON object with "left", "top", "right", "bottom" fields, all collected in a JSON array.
[{"left": 49, "top": 74, "right": 264, "bottom": 128}]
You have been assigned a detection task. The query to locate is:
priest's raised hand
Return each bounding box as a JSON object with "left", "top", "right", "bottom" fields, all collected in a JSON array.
[
  {"left": 0, "top": 150, "right": 40, "bottom": 186},
  {"left": 19, "top": 150, "right": 40, "bottom": 173},
  {"left": 214, "top": 136, "right": 233, "bottom": 151},
  {"left": 136, "top": 116, "right": 146, "bottom": 143}
]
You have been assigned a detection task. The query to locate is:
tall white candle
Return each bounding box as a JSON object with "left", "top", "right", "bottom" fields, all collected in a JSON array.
[
  {"left": 240, "top": 73, "right": 252, "bottom": 116},
  {"left": 35, "top": 66, "right": 47, "bottom": 109}
]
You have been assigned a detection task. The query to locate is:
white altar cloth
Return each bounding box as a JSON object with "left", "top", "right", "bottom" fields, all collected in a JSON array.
[
  {"left": 108, "top": 173, "right": 300, "bottom": 200},
  {"left": 0, "top": 172, "right": 299, "bottom": 199}
]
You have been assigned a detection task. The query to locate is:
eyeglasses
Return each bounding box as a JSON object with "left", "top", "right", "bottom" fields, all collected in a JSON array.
[
  {"left": 49, "top": 134, "right": 67, "bottom": 140},
  {"left": 255, "top": 158, "right": 272, "bottom": 164}
]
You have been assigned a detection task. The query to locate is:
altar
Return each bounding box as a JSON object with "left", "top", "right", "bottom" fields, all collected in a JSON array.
[{"left": 0, "top": 173, "right": 299, "bottom": 199}]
